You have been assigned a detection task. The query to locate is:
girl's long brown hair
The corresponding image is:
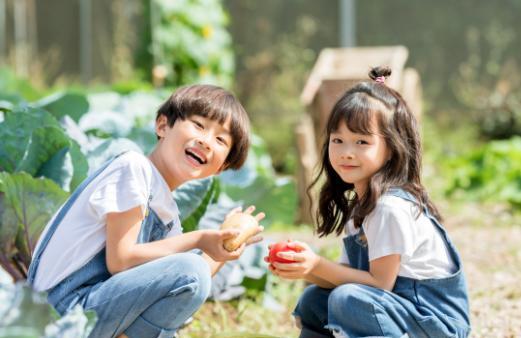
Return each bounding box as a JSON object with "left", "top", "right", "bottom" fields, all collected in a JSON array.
[{"left": 309, "top": 66, "right": 442, "bottom": 237}]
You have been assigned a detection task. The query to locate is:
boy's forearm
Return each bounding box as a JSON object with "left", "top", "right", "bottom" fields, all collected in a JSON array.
[
  {"left": 202, "top": 253, "right": 225, "bottom": 276},
  {"left": 109, "top": 230, "right": 208, "bottom": 273}
]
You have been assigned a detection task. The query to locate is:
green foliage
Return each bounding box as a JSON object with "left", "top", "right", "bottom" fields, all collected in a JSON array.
[
  {"left": 0, "top": 68, "right": 43, "bottom": 103},
  {"left": 452, "top": 22, "right": 521, "bottom": 139},
  {"left": 0, "top": 268, "right": 96, "bottom": 337},
  {"left": 175, "top": 177, "right": 221, "bottom": 232},
  {"left": 219, "top": 136, "right": 297, "bottom": 227},
  {"left": 233, "top": 16, "right": 317, "bottom": 174},
  {"left": 0, "top": 172, "right": 68, "bottom": 281},
  {"left": 33, "top": 92, "right": 90, "bottom": 123},
  {"left": 444, "top": 137, "right": 521, "bottom": 209},
  {"left": 150, "top": 0, "right": 234, "bottom": 87},
  {"left": 0, "top": 107, "right": 88, "bottom": 192}
]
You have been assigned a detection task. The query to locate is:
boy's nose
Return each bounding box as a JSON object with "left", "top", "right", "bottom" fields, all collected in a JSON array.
[{"left": 196, "top": 138, "right": 211, "bottom": 150}]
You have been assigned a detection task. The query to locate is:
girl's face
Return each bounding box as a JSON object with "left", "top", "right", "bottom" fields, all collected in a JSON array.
[{"left": 328, "top": 117, "right": 390, "bottom": 197}]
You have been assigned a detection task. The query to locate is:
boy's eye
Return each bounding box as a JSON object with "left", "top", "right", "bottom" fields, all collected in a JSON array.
[
  {"left": 192, "top": 120, "right": 204, "bottom": 129},
  {"left": 216, "top": 136, "right": 228, "bottom": 146}
]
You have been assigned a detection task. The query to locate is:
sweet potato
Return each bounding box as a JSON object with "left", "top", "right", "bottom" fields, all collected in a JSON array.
[{"left": 221, "top": 212, "right": 259, "bottom": 251}]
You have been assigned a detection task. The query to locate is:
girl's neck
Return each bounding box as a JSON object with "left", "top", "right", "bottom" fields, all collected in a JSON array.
[{"left": 354, "top": 182, "right": 368, "bottom": 199}]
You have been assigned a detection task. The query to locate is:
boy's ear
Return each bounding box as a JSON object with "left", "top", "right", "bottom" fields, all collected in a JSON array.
[
  {"left": 216, "top": 162, "right": 229, "bottom": 174},
  {"left": 155, "top": 115, "right": 169, "bottom": 138}
]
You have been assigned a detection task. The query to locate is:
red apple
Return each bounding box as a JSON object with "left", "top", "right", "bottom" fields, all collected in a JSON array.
[{"left": 268, "top": 242, "right": 299, "bottom": 264}]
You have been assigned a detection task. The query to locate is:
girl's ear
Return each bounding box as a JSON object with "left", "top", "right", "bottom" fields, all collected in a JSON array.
[{"left": 155, "top": 115, "right": 169, "bottom": 139}]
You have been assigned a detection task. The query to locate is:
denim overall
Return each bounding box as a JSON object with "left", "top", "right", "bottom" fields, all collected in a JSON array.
[
  {"left": 27, "top": 154, "right": 212, "bottom": 338},
  {"left": 293, "top": 189, "right": 471, "bottom": 338}
]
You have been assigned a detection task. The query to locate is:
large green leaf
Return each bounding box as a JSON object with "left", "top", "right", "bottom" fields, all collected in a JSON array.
[
  {"left": 222, "top": 176, "right": 297, "bottom": 227},
  {"left": 0, "top": 107, "right": 59, "bottom": 173},
  {"left": 16, "top": 126, "right": 88, "bottom": 192},
  {"left": 0, "top": 173, "right": 68, "bottom": 281},
  {"left": 0, "top": 108, "right": 88, "bottom": 191},
  {"left": 32, "top": 92, "right": 89, "bottom": 123},
  {"left": 174, "top": 177, "right": 220, "bottom": 232}
]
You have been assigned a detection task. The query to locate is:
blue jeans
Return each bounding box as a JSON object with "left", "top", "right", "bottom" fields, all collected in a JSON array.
[
  {"left": 52, "top": 253, "right": 211, "bottom": 338},
  {"left": 294, "top": 283, "right": 469, "bottom": 338}
]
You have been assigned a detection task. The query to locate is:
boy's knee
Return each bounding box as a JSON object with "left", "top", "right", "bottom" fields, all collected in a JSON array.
[{"left": 171, "top": 253, "right": 212, "bottom": 300}]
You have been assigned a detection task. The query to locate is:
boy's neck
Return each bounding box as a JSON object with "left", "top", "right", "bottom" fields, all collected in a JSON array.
[{"left": 147, "top": 150, "right": 181, "bottom": 191}]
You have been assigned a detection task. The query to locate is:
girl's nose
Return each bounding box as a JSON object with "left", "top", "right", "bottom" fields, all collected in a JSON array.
[{"left": 340, "top": 149, "right": 354, "bottom": 160}]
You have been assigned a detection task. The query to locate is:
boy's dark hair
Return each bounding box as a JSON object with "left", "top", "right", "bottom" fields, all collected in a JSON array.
[
  {"left": 156, "top": 84, "right": 250, "bottom": 170},
  {"left": 309, "top": 66, "right": 442, "bottom": 237}
]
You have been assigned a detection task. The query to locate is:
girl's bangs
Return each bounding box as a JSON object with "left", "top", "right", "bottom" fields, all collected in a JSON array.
[{"left": 329, "top": 94, "right": 381, "bottom": 135}]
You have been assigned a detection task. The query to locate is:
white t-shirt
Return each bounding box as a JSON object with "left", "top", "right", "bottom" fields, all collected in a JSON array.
[
  {"left": 33, "top": 151, "right": 182, "bottom": 292},
  {"left": 339, "top": 195, "right": 456, "bottom": 280}
]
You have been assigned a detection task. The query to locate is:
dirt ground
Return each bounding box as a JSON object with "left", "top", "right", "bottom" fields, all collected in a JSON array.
[{"left": 450, "top": 224, "right": 521, "bottom": 337}]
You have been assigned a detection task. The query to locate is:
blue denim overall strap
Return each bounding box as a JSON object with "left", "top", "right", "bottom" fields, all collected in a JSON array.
[
  {"left": 27, "top": 152, "right": 127, "bottom": 286},
  {"left": 341, "top": 188, "right": 471, "bottom": 337},
  {"left": 45, "top": 190, "right": 174, "bottom": 315}
]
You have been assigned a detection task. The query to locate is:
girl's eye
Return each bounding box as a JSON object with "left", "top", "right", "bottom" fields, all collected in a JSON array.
[
  {"left": 356, "top": 140, "right": 368, "bottom": 145},
  {"left": 331, "top": 138, "right": 342, "bottom": 144}
]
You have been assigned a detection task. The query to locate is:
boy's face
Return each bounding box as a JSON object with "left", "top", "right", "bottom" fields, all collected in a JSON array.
[{"left": 154, "top": 114, "right": 232, "bottom": 189}]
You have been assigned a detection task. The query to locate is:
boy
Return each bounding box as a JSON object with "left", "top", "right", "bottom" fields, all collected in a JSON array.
[{"left": 27, "top": 84, "right": 264, "bottom": 338}]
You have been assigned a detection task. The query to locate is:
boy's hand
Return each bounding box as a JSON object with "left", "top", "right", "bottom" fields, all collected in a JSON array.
[
  {"left": 199, "top": 229, "right": 242, "bottom": 261},
  {"left": 265, "top": 241, "right": 320, "bottom": 280}
]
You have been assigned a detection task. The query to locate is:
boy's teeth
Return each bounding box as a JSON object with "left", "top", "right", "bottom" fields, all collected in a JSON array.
[{"left": 186, "top": 150, "right": 204, "bottom": 164}]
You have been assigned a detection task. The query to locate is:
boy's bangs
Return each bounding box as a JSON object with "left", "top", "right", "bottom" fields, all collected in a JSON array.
[
  {"left": 198, "top": 99, "right": 232, "bottom": 125},
  {"left": 199, "top": 98, "right": 248, "bottom": 147}
]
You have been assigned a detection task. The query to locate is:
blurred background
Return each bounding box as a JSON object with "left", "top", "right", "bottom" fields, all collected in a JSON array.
[{"left": 0, "top": 1, "right": 520, "bottom": 337}]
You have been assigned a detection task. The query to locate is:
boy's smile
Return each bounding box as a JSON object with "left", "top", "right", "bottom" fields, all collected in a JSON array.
[
  {"left": 150, "top": 114, "right": 233, "bottom": 190},
  {"left": 185, "top": 146, "right": 208, "bottom": 166}
]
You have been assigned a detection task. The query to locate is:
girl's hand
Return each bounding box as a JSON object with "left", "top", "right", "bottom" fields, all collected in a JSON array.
[{"left": 265, "top": 241, "right": 321, "bottom": 280}]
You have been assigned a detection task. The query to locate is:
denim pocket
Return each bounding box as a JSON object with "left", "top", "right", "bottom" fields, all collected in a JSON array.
[
  {"left": 416, "top": 315, "right": 455, "bottom": 338},
  {"left": 442, "top": 314, "right": 470, "bottom": 338}
]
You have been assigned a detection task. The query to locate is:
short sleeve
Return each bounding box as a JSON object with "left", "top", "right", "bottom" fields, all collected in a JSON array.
[
  {"left": 338, "top": 241, "right": 350, "bottom": 265},
  {"left": 363, "top": 198, "right": 416, "bottom": 262},
  {"left": 88, "top": 158, "right": 149, "bottom": 219}
]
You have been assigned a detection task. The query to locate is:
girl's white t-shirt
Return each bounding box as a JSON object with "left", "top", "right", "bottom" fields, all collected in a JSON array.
[
  {"left": 33, "top": 151, "right": 183, "bottom": 292},
  {"left": 339, "top": 195, "right": 456, "bottom": 280}
]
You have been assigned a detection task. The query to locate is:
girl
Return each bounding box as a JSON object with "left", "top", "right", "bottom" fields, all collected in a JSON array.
[{"left": 268, "top": 67, "right": 470, "bottom": 338}]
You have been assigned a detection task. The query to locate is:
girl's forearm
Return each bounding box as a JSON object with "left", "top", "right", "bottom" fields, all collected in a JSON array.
[
  {"left": 304, "top": 273, "right": 336, "bottom": 289},
  {"left": 311, "top": 256, "right": 389, "bottom": 290}
]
